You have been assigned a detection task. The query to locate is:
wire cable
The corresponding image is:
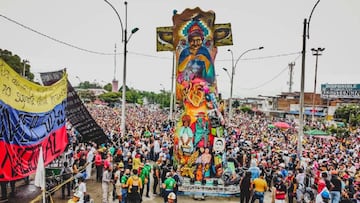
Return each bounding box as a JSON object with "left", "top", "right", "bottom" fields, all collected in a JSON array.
[
  {"left": 1, "top": 14, "right": 302, "bottom": 61},
  {"left": 0, "top": 14, "right": 114, "bottom": 55},
  {"left": 216, "top": 51, "right": 301, "bottom": 62},
  {"left": 242, "top": 53, "right": 302, "bottom": 90}
]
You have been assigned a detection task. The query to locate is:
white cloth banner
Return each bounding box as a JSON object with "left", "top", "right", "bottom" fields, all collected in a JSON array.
[{"left": 34, "top": 147, "right": 45, "bottom": 190}]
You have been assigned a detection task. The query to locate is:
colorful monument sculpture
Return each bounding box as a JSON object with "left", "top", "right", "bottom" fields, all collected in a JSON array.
[{"left": 157, "top": 7, "right": 235, "bottom": 195}]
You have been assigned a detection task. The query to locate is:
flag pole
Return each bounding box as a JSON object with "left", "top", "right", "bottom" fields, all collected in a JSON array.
[{"left": 41, "top": 147, "right": 46, "bottom": 203}]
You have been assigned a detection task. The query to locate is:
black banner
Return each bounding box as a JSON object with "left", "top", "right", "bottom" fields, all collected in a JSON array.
[{"left": 40, "top": 70, "right": 108, "bottom": 145}]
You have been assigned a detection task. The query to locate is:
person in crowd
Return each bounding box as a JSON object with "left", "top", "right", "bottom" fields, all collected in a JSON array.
[
  {"left": 121, "top": 168, "right": 131, "bottom": 203},
  {"left": 248, "top": 159, "right": 261, "bottom": 181},
  {"left": 330, "top": 170, "right": 342, "bottom": 203},
  {"left": 167, "top": 192, "right": 176, "bottom": 203},
  {"left": 102, "top": 164, "right": 113, "bottom": 203},
  {"left": 0, "top": 182, "right": 8, "bottom": 202},
  {"left": 239, "top": 171, "right": 252, "bottom": 203},
  {"left": 296, "top": 167, "right": 306, "bottom": 203},
  {"left": 86, "top": 146, "right": 95, "bottom": 180},
  {"left": 114, "top": 163, "right": 123, "bottom": 203},
  {"left": 171, "top": 167, "right": 182, "bottom": 203},
  {"left": 140, "top": 160, "right": 152, "bottom": 199},
  {"left": 271, "top": 176, "right": 286, "bottom": 203},
  {"left": 95, "top": 150, "right": 103, "bottom": 182},
  {"left": 162, "top": 172, "right": 176, "bottom": 203},
  {"left": 286, "top": 171, "right": 297, "bottom": 203},
  {"left": 127, "top": 169, "right": 142, "bottom": 203},
  {"left": 251, "top": 173, "right": 267, "bottom": 203},
  {"left": 61, "top": 161, "right": 73, "bottom": 199},
  {"left": 77, "top": 176, "right": 87, "bottom": 203},
  {"left": 152, "top": 159, "right": 161, "bottom": 195}
]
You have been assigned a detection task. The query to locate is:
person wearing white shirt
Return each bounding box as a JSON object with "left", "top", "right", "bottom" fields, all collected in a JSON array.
[
  {"left": 86, "top": 146, "right": 95, "bottom": 180},
  {"left": 154, "top": 139, "right": 161, "bottom": 161},
  {"left": 102, "top": 165, "right": 113, "bottom": 203},
  {"left": 77, "top": 177, "right": 87, "bottom": 203}
]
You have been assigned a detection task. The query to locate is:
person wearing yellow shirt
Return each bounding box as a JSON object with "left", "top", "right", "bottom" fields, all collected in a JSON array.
[
  {"left": 132, "top": 153, "right": 142, "bottom": 171},
  {"left": 251, "top": 173, "right": 268, "bottom": 203}
]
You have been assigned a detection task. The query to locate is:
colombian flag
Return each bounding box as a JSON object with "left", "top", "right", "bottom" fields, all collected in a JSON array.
[{"left": 0, "top": 59, "right": 68, "bottom": 181}]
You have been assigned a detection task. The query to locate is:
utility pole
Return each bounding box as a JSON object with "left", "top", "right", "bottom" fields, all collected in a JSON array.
[
  {"left": 311, "top": 47, "right": 325, "bottom": 122},
  {"left": 104, "top": 0, "right": 139, "bottom": 143},
  {"left": 288, "top": 62, "right": 295, "bottom": 92},
  {"left": 298, "top": 0, "right": 321, "bottom": 160},
  {"left": 169, "top": 52, "right": 175, "bottom": 121}
]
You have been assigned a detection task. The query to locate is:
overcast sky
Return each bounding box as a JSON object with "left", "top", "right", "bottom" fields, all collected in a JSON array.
[{"left": 1, "top": 0, "right": 359, "bottom": 98}]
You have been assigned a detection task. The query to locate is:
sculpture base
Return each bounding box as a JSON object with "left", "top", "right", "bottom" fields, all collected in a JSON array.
[{"left": 178, "top": 177, "right": 240, "bottom": 197}]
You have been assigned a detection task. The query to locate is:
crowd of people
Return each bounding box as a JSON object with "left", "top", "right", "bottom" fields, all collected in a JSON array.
[
  {"left": 61, "top": 103, "right": 360, "bottom": 203},
  {"left": 62, "top": 104, "right": 180, "bottom": 203},
  {"left": 7, "top": 102, "right": 357, "bottom": 203},
  {"left": 226, "top": 113, "right": 360, "bottom": 203}
]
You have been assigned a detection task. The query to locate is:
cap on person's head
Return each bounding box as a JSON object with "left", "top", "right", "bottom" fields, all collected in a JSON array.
[
  {"left": 166, "top": 172, "right": 171, "bottom": 178},
  {"left": 279, "top": 163, "right": 285, "bottom": 168},
  {"left": 168, "top": 192, "right": 176, "bottom": 200},
  {"left": 321, "top": 191, "right": 330, "bottom": 199},
  {"left": 118, "top": 162, "right": 124, "bottom": 168}
]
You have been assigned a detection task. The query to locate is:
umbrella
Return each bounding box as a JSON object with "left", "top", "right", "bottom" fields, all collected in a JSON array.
[
  {"left": 336, "top": 122, "right": 345, "bottom": 127},
  {"left": 313, "top": 135, "right": 336, "bottom": 140},
  {"left": 273, "top": 121, "right": 291, "bottom": 129},
  {"left": 268, "top": 124, "right": 275, "bottom": 129},
  {"left": 304, "top": 129, "right": 329, "bottom": 136},
  {"left": 305, "top": 129, "right": 335, "bottom": 140}
]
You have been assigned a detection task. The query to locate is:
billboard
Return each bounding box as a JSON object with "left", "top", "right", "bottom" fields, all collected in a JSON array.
[{"left": 321, "top": 84, "right": 360, "bottom": 99}]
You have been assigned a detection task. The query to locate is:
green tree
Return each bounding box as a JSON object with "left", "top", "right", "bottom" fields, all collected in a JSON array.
[
  {"left": 334, "top": 104, "right": 360, "bottom": 126},
  {"left": 232, "top": 100, "right": 240, "bottom": 109},
  {"left": 103, "top": 83, "right": 112, "bottom": 92},
  {"left": 126, "top": 88, "right": 142, "bottom": 104},
  {"left": 98, "top": 92, "right": 122, "bottom": 103},
  {"left": 77, "top": 90, "right": 96, "bottom": 102},
  {"left": 78, "top": 81, "right": 101, "bottom": 89},
  {"left": 0, "top": 49, "right": 35, "bottom": 80},
  {"left": 239, "top": 105, "right": 252, "bottom": 113}
]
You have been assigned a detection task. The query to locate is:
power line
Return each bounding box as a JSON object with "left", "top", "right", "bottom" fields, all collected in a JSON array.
[
  {"left": 128, "top": 51, "right": 171, "bottom": 60},
  {"left": 0, "top": 14, "right": 114, "bottom": 55},
  {"left": 242, "top": 54, "right": 301, "bottom": 90},
  {"left": 216, "top": 51, "right": 301, "bottom": 62},
  {"left": 1, "top": 13, "right": 302, "bottom": 62}
]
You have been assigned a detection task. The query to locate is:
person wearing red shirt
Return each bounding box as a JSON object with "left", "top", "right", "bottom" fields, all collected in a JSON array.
[
  {"left": 317, "top": 172, "right": 329, "bottom": 194},
  {"left": 95, "top": 150, "right": 103, "bottom": 182}
]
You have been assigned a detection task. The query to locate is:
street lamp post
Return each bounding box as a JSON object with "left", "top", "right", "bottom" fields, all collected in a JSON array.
[
  {"left": 226, "top": 47, "right": 264, "bottom": 120},
  {"left": 104, "top": 0, "right": 139, "bottom": 141},
  {"left": 311, "top": 47, "right": 325, "bottom": 122},
  {"left": 298, "top": 0, "right": 321, "bottom": 160}
]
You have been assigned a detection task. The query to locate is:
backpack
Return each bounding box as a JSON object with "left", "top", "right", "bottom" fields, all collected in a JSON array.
[{"left": 174, "top": 174, "right": 182, "bottom": 187}]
